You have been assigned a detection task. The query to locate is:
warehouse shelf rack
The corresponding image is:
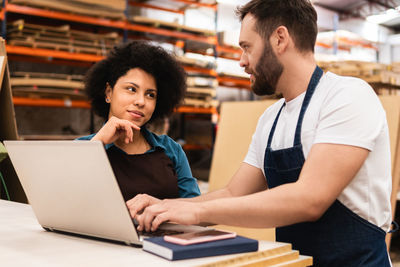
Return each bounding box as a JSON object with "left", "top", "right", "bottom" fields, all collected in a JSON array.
[
  {"left": 3, "top": 3, "right": 217, "bottom": 45},
  {"left": 12, "top": 96, "right": 218, "bottom": 115},
  {"left": 1, "top": 0, "right": 223, "bottom": 154}
]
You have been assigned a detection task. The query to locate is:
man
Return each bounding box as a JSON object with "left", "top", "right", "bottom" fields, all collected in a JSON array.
[{"left": 127, "top": 0, "right": 392, "bottom": 265}]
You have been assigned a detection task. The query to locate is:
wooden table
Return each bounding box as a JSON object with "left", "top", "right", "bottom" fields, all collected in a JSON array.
[{"left": 0, "top": 200, "right": 312, "bottom": 266}]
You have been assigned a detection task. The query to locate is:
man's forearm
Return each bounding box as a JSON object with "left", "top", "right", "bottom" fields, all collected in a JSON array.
[{"left": 184, "top": 187, "right": 233, "bottom": 202}]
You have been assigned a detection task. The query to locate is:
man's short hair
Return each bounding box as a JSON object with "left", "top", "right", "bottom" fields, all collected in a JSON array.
[{"left": 236, "top": 0, "right": 318, "bottom": 53}]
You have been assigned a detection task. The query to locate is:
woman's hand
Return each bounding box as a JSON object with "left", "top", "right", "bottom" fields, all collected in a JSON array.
[
  {"left": 126, "top": 194, "right": 161, "bottom": 219},
  {"left": 91, "top": 116, "right": 140, "bottom": 145}
]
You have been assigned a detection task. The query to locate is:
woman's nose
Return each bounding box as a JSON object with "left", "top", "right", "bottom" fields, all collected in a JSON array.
[{"left": 134, "top": 94, "right": 145, "bottom": 106}]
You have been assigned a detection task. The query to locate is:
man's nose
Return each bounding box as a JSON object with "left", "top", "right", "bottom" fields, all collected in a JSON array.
[{"left": 239, "top": 52, "right": 248, "bottom": 68}]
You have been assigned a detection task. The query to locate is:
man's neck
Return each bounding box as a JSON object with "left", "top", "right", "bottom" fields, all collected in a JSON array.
[{"left": 277, "top": 55, "right": 317, "bottom": 102}]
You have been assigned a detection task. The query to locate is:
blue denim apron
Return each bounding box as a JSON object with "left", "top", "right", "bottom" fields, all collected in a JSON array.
[{"left": 263, "top": 66, "right": 390, "bottom": 266}]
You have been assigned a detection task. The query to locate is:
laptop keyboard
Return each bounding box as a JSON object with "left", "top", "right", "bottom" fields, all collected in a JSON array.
[
  {"left": 138, "top": 228, "right": 183, "bottom": 237},
  {"left": 133, "top": 220, "right": 183, "bottom": 237}
]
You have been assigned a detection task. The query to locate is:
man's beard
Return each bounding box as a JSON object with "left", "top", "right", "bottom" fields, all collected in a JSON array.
[{"left": 250, "top": 44, "right": 283, "bottom": 96}]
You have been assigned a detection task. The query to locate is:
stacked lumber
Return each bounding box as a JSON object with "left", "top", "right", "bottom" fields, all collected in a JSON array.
[
  {"left": 177, "top": 55, "right": 216, "bottom": 69},
  {"left": 184, "top": 76, "right": 218, "bottom": 108},
  {"left": 130, "top": 16, "right": 216, "bottom": 37},
  {"left": 197, "top": 241, "right": 312, "bottom": 267},
  {"left": 7, "top": 20, "right": 121, "bottom": 56},
  {"left": 10, "top": 71, "right": 86, "bottom": 100},
  {"left": 10, "top": 0, "right": 126, "bottom": 19},
  {"left": 319, "top": 61, "right": 400, "bottom": 95}
]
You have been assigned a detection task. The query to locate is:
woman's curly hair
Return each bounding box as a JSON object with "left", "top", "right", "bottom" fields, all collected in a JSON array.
[{"left": 84, "top": 40, "right": 187, "bottom": 122}]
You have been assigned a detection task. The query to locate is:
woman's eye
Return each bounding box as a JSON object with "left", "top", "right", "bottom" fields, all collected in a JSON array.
[
  {"left": 127, "top": 87, "right": 136, "bottom": 92},
  {"left": 146, "top": 92, "right": 157, "bottom": 98}
]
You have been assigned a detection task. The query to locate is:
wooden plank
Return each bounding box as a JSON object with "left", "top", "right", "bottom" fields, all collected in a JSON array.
[
  {"left": 187, "top": 87, "right": 216, "bottom": 97},
  {"left": 177, "top": 55, "right": 215, "bottom": 69},
  {"left": 11, "top": 88, "right": 86, "bottom": 99},
  {"left": 209, "top": 100, "right": 277, "bottom": 241},
  {"left": 10, "top": 0, "right": 125, "bottom": 19},
  {"left": 12, "top": 71, "right": 83, "bottom": 81},
  {"left": 11, "top": 78, "right": 83, "bottom": 89},
  {"left": 195, "top": 242, "right": 292, "bottom": 267},
  {"left": 273, "top": 255, "right": 313, "bottom": 267},
  {"left": 187, "top": 76, "right": 218, "bottom": 88},
  {"left": 183, "top": 97, "right": 218, "bottom": 108},
  {"left": 131, "top": 16, "right": 216, "bottom": 36},
  {"left": 7, "top": 33, "right": 116, "bottom": 50},
  {"left": 7, "top": 39, "right": 105, "bottom": 55},
  {"left": 237, "top": 251, "right": 300, "bottom": 266},
  {"left": 380, "top": 96, "right": 400, "bottom": 249},
  {"left": 9, "top": 19, "right": 121, "bottom": 41}
]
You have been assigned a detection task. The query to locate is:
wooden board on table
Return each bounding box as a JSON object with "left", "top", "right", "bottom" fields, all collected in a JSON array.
[{"left": 196, "top": 241, "right": 312, "bottom": 267}]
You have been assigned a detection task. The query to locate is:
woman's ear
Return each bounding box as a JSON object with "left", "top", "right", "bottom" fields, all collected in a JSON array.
[{"left": 105, "top": 83, "right": 112, "bottom": 103}]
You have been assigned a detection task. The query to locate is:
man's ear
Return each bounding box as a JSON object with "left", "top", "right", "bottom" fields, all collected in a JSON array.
[{"left": 271, "top": 26, "right": 290, "bottom": 54}]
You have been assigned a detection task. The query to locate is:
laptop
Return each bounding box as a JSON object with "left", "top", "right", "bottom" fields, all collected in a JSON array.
[{"left": 4, "top": 140, "right": 207, "bottom": 246}]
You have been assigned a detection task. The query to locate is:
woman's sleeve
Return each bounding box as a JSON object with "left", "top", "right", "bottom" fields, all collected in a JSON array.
[{"left": 174, "top": 144, "right": 201, "bottom": 198}]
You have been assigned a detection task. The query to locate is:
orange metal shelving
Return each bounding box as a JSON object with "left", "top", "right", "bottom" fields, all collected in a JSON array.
[
  {"left": 6, "top": 3, "right": 127, "bottom": 29},
  {"left": 12, "top": 97, "right": 91, "bottom": 109},
  {"left": 6, "top": 45, "right": 104, "bottom": 62},
  {"left": 183, "top": 65, "right": 217, "bottom": 77},
  {"left": 183, "top": 144, "right": 212, "bottom": 150},
  {"left": 176, "top": 106, "right": 218, "bottom": 115},
  {"left": 5, "top": 3, "right": 217, "bottom": 45},
  {"left": 217, "top": 76, "right": 250, "bottom": 90},
  {"left": 13, "top": 96, "right": 218, "bottom": 115}
]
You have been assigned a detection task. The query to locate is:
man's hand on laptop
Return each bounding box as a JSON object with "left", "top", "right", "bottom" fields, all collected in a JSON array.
[
  {"left": 134, "top": 199, "right": 203, "bottom": 232},
  {"left": 91, "top": 116, "right": 140, "bottom": 145},
  {"left": 126, "top": 193, "right": 161, "bottom": 220}
]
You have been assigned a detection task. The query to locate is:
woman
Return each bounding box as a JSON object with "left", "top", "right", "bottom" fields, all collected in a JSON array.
[{"left": 78, "top": 41, "right": 200, "bottom": 202}]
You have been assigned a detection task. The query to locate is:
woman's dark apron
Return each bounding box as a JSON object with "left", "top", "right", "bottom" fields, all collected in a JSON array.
[
  {"left": 263, "top": 66, "right": 390, "bottom": 266},
  {"left": 106, "top": 146, "right": 180, "bottom": 201}
]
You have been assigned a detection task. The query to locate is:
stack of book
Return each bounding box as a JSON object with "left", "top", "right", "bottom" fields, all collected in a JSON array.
[{"left": 143, "top": 236, "right": 312, "bottom": 266}]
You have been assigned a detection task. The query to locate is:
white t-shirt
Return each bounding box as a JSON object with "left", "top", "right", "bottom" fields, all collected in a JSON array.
[{"left": 244, "top": 71, "right": 392, "bottom": 231}]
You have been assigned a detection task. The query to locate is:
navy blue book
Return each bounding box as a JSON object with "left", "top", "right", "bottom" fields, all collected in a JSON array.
[{"left": 142, "top": 235, "right": 259, "bottom": 261}]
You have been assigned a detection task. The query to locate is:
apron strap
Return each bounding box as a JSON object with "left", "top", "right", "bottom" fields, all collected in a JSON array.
[
  {"left": 267, "top": 102, "right": 286, "bottom": 148},
  {"left": 294, "top": 66, "right": 323, "bottom": 146}
]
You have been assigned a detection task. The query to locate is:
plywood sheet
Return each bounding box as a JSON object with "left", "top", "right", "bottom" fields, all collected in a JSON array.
[{"left": 209, "top": 100, "right": 277, "bottom": 241}]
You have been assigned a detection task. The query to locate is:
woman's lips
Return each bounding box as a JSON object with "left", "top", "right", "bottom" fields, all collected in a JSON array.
[{"left": 128, "top": 110, "right": 144, "bottom": 118}]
